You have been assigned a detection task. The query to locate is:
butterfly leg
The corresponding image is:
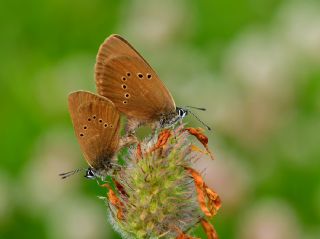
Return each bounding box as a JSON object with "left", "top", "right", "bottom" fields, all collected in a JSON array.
[
  {"left": 140, "top": 122, "right": 157, "bottom": 145},
  {"left": 125, "top": 117, "right": 141, "bottom": 136},
  {"left": 171, "top": 124, "right": 177, "bottom": 140},
  {"left": 150, "top": 122, "right": 160, "bottom": 135},
  {"left": 119, "top": 134, "right": 138, "bottom": 149}
]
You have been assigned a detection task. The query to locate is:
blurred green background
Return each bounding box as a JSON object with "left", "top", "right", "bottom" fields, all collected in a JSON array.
[{"left": 1, "top": 0, "right": 320, "bottom": 238}]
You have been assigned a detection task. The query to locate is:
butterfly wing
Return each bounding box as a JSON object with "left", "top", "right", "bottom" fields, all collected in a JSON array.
[
  {"left": 95, "top": 34, "right": 176, "bottom": 122},
  {"left": 68, "top": 91, "right": 120, "bottom": 169}
]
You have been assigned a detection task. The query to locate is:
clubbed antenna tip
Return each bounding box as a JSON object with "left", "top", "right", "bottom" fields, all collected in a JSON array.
[{"left": 187, "top": 109, "right": 212, "bottom": 131}]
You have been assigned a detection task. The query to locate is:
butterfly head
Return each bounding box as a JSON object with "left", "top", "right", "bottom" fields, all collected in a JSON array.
[
  {"left": 159, "top": 107, "right": 188, "bottom": 128},
  {"left": 159, "top": 106, "right": 211, "bottom": 130},
  {"left": 59, "top": 167, "right": 97, "bottom": 180},
  {"left": 176, "top": 107, "right": 188, "bottom": 119},
  {"left": 59, "top": 165, "right": 115, "bottom": 180}
]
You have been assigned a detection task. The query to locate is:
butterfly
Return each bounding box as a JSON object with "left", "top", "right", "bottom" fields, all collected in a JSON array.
[
  {"left": 95, "top": 34, "right": 210, "bottom": 135},
  {"left": 60, "top": 91, "right": 135, "bottom": 180}
]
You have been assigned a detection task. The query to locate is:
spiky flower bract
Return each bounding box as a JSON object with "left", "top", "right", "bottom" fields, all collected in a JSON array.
[{"left": 103, "top": 126, "right": 221, "bottom": 239}]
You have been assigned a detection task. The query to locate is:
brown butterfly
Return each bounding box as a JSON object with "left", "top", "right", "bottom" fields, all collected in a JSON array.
[
  {"left": 60, "top": 91, "right": 135, "bottom": 179},
  {"left": 95, "top": 34, "right": 210, "bottom": 134}
]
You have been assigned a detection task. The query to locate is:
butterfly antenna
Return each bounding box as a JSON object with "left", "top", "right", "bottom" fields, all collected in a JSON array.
[
  {"left": 186, "top": 106, "right": 206, "bottom": 111},
  {"left": 187, "top": 109, "right": 212, "bottom": 131},
  {"left": 59, "top": 168, "right": 83, "bottom": 179}
]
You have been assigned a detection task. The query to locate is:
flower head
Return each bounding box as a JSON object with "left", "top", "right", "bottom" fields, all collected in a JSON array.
[{"left": 102, "top": 125, "right": 221, "bottom": 238}]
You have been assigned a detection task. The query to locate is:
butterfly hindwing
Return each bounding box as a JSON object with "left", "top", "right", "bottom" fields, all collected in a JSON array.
[{"left": 68, "top": 91, "right": 120, "bottom": 169}]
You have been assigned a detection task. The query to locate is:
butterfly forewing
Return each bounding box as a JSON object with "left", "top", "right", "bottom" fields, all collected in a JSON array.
[
  {"left": 68, "top": 91, "right": 120, "bottom": 169},
  {"left": 95, "top": 34, "right": 176, "bottom": 122}
]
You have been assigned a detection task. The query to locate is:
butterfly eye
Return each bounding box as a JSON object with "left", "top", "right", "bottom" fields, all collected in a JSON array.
[
  {"left": 127, "top": 72, "right": 131, "bottom": 77},
  {"left": 122, "top": 77, "right": 127, "bottom": 81},
  {"left": 125, "top": 93, "right": 130, "bottom": 98},
  {"left": 122, "top": 84, "right": 127, "bottom": 89},
  {"left": 137, "top": 73, "right": 143, "bottom": 79},
  {"left": 93, "top": 115, "right": 96, "bottom": 119},
  {"left": 99, "top": 119, "right": 103, "bottom": 123},
  {"left": 178, "top": 109, "right": 186, "bottom": 117},
  {"left": 104, "top": 123, "right": 108, "bottom": 128},
  {"left": 83, "top": 126, "right": 87, "bottom": 129},
  {"left": 147, "top": 73, "right": 152, "bottom": 79},
  {"left": 88, "top": 118, "right": 91, "bottom": 121},
  {"left": 85, "top": 168, "right": 96, "bottom": 179},
  {"left": 123, "top": 100, "right": 127, "bottom": 104},
  {"left": 80, "top": 133, "right": 84, "bottom": 137}
]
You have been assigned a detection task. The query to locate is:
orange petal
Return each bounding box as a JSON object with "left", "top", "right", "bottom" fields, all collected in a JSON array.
[
  {"left": 186, "top": 167, "right": 212, "bottom": 217},
  {"left": 114, "top": 179, "right": 128, "bottom": 197},
  {"left": 100, "top": 183, "right": 112, "bottom": 190},
  {"left": 186, "top": 127, "right": 208, "bottom": 144},
  {"left": 190, "top": 144, "right": 207, "bottom": 154},
  {"left": 186, "top": 167, "right": 221, "bottom": 217},
  {"left": 206, "top": 187, "right": 222, "bottom": 216},
  {"left": 200, "top": 219, "right": 219, "bottom": 239},
  {"left": 150, "top": 129, "right": 172, "bottom": 152},
  {"left": 101, "top": 183, "right": 125, "bottom": 220},
  {"left": 155, "top": 129, "right": 171, "bottom": 148},
  {"left": 108, "top": 189, "right": 124, "bottom": 220},
  {"left": 108, "top": 189, "right": 122, "bottom": 207},
  {"left": 185, "top": 127, "right": 215, "bottom": 160},
  {"left": 136, "top": 143, "right": 142, "bottom": 161},
  {"left": 176, "top": 233, "right": 200, "bottom": 239},
  {"left": 175, "top": 228, "right": 200, "bottom": 239}
]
